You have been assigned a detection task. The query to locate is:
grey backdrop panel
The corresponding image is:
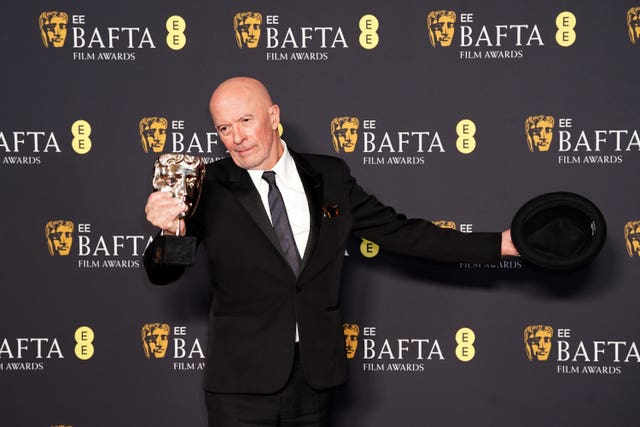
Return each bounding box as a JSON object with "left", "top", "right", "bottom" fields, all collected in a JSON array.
[{"left": 1, "top": 1, "right": 639, "bottom": 426}]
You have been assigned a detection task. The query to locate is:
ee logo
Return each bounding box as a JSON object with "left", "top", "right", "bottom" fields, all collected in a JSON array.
[
  {"left": 166, "top": 15, "right": 187, "bottom": 50},
  {"left": 455, "top": 327, "right": 476, "bottom": 362},
  {"left": 556, "top": 11, "right": 576, "bottom": 47},
  {"left": 71, "top": 120, "right": 92, "bottom": 154},
  {"left": 74, "top": 326, "right": 95, "bottom": 360},
  {"left": 360, "top": 239, "right": 380, "bottom": 258},
  {"left": 359, "top": 14, "right": 379, "bottom": 49},
  {"left": 456, "top": 119, "right": 476, "bottom": 154}
]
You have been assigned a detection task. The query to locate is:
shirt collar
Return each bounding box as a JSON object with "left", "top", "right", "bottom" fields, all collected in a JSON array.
[{"left": 247, "top": 139, "right": 295, "bottom": 187}]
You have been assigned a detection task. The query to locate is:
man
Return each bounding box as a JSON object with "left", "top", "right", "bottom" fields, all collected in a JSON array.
[{"left": 144, "top": 77, "right": 518, "bottom": 426}]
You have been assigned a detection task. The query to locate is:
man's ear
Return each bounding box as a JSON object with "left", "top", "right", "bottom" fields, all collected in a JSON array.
[{"left": 269, "top": 104, "right": 280, "bottom": 130}]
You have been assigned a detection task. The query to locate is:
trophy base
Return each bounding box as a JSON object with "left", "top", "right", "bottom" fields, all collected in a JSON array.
[{"left": 152, "top": 235, "right": 197, "bottom": 266}]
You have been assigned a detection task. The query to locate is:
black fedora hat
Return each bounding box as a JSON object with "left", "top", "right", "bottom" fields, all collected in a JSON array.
[{"left": 511, "top": 192, "right": 607, "bottom": 271}]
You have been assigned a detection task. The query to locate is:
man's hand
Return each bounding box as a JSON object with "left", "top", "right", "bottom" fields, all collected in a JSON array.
[
  {"left": 501, "top": 229, "right": 520, "bottom": 257},
  {"left": 145, "top": 192, "right": 187, "bottom": 236}
]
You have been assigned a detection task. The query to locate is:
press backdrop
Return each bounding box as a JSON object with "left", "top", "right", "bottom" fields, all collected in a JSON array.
[{"left": 2, "top": 1, "right": 640, "bottom": 426}]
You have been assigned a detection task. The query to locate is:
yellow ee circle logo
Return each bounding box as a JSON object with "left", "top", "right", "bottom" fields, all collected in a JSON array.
[
  {"left": 360, "top": 239, "right": 380, "bottom": 258},
  {"left": 555, "top": 11, "right": 576, "bottom": 47},
  {"left": 71, "top": 120, "right": 92, "bottom": 154},
  {"left": 359, "top": 14, "right": 379, "bottom": 49},
  {"left": 455, "top": 327, "right": 476, "bottom": 362},
  {"left": 456, "top": 119, "right": 476, "bottom": 154},
  {"left": 166, "top": 15, "right": 187, "bottom": 50},
  {"left": 74, "top": 326, "right": 95, "bottom": 360}
]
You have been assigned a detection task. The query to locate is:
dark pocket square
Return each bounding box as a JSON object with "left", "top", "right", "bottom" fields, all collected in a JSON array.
[{"left": 322, "top": 204, "right": 340, "bottom": 219}]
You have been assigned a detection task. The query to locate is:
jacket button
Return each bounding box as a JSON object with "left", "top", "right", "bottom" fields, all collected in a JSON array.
[{"left": 295, "top": 285, "right": 302, "bottom": 293}]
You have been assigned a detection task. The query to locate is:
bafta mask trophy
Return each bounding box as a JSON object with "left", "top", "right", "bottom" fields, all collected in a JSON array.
[{"left": 151, "top": 154, "right": 206, "bottom": 266}]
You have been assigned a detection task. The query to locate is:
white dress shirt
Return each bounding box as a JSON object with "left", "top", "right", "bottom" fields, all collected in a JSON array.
[
  {"left": 247, "top": 140, "right": 311, "bottom": 258},
  {"left": 247, "top": 140, "right": 311, "bottom": 342}
]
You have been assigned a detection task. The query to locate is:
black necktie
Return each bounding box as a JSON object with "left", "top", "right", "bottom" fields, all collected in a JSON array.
[{"left": 262, "top": 171, "right": 301, "bottom": 276}]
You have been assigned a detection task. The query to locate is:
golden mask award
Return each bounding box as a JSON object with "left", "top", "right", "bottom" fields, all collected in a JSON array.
[{"left": 152, "top": 154, "right": 206, "bottom": 266}]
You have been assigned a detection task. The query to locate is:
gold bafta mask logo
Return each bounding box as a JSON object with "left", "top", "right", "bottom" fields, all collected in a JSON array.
[
  {"left": 433, "top": 220, "right": 457, "bottom": 230},
  {"left": 624, "top": 221, "right": 640, "bottom": 257},
  {"left": 427, "top": 10, "right": 456, "bottom": 47},
  {"left": 524, "top": 325, "right": 553, "bottom": 361},
  {"left": 331, "top": 117, "right": 360, "bottom": 153},
  {"left": 139, "top": 117, "right": 168, "bottom": 153},
  {"left": 45, "top": 220, "right": 74, "bottom": 256},
  {"left": 628, "top": 7, "right": 640, "bottom": 44},
  {"left": 39, "top": 11, "right": 69, "bottom": 48},
  {"left": 525, "top": 115, "right": 555, "bottom": 152},
  {"left": 142, "top": 323, "right": 170, "bottom": 359},
  {"left": 234, "top": 12, "right": 262, "bottom": 48},
  {"left": 343, "top": 323, "right": 360, "bottom": 359}
]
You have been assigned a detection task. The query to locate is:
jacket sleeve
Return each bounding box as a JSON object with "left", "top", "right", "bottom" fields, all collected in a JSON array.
[{"left": 342, "top": 160, "right": 502, "bottom": 264}]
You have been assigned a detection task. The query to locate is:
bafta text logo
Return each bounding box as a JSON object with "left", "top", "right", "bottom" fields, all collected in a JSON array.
[
  {"left": 331, "top": 117, "right": 360, "bottom": 153},
  {"left": 427, "top": 10, "right": 456, "bottom": 47},
  {"left": 524, "top": 325, "right": 553, "bottom": 361},
  {"left": 142, "top": 323, "right": 170, "bottom": 359},
  {"left": 46, "top": 220, "right": 74, "bottom": 256},
  {"left": 624, "top": 221, "right": 640, "bottom": 257},
  {"left": 139, "top": 117, "right": 168, "bottom": 153},
  {"left": 628, "top": 7, "right": 640, "bottom": 44},
  {"left": 234, "top": 12, "right": 262, "bottom": 48},
  {"left": 433, "top": 220, "right": 456, "bottom": 230},
  {"left": 39, "top": 11, "right": 68, "bottom": 48},
  {"left": 525, "top": 115, "right": 555, "bottom": 152},
  {"left": 343, "top": 323, "right": 360, "bottom": 359}
]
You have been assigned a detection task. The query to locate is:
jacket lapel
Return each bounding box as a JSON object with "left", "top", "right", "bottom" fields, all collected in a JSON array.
[
  {"left": 224, "top": 162, "right": 286, "bottom": 263},
  {"left": 221, "top": 151, "right": 324, "bottom": 279},
  {"left": 290, "top": 151, "right": 323, "bottom": 273}
]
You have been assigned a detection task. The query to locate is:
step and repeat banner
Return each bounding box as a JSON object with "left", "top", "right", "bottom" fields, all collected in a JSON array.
[{"left": 2, "top": 1, "right": 640, "bottom": 426}]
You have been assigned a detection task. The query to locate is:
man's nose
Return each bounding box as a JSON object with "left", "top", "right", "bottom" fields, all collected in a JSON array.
[{"left": 232, "top": 125, "right": 246, "bottom": 144}]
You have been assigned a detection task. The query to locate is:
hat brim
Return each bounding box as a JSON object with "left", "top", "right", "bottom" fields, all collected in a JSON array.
[{"left": 511, "top": 192, "right": 607, "bottom": 271}]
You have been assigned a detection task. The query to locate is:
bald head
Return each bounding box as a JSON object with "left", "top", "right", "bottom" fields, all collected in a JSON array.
[
  {"left": 209, "top": 77, "right": 273, "bottom": 120},
  {"left": 209, "top": 77, "right": 282, "bottom": 170}
]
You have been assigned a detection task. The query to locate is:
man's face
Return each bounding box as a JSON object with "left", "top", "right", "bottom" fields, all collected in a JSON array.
[
  {"left": 344, "top": 328, "right": 359, "bottom": 359},
  {"left": 49, "top": 224, "right": 73, "bottom": 255},
  {"left": 528, "top": 119, "right": 554, "bottom": 151},
  {"left": 43, "top": 15, "right": 68, "bottom": 47},
  {"left": 432, "top": 15, "right": 455, "bottom": 47},
  {"left": 528, "top": 330, "right": 552, "bottom": 361},
  {"left": 627, "top": 224, "right": 640, "bottom": 256},
  {"left": 143, "top": 122, "right": 167, "bottom": 153},
  {"left": 334, "top": 121, "right": 358, "bottom": 153},
  {"left": 211, "top": 91, "right": 281, "bottom": 171},
  {"left": 145, "top": 328, "right": 169, "bottom": 358},
  {"left": 238, "top": 16, "right": 261, "bottom": 48}
]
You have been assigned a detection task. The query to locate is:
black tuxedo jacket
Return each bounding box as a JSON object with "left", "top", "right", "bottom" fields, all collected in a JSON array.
[{"left": 144, "top": 151, "right": 501, "bottom": 394}]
